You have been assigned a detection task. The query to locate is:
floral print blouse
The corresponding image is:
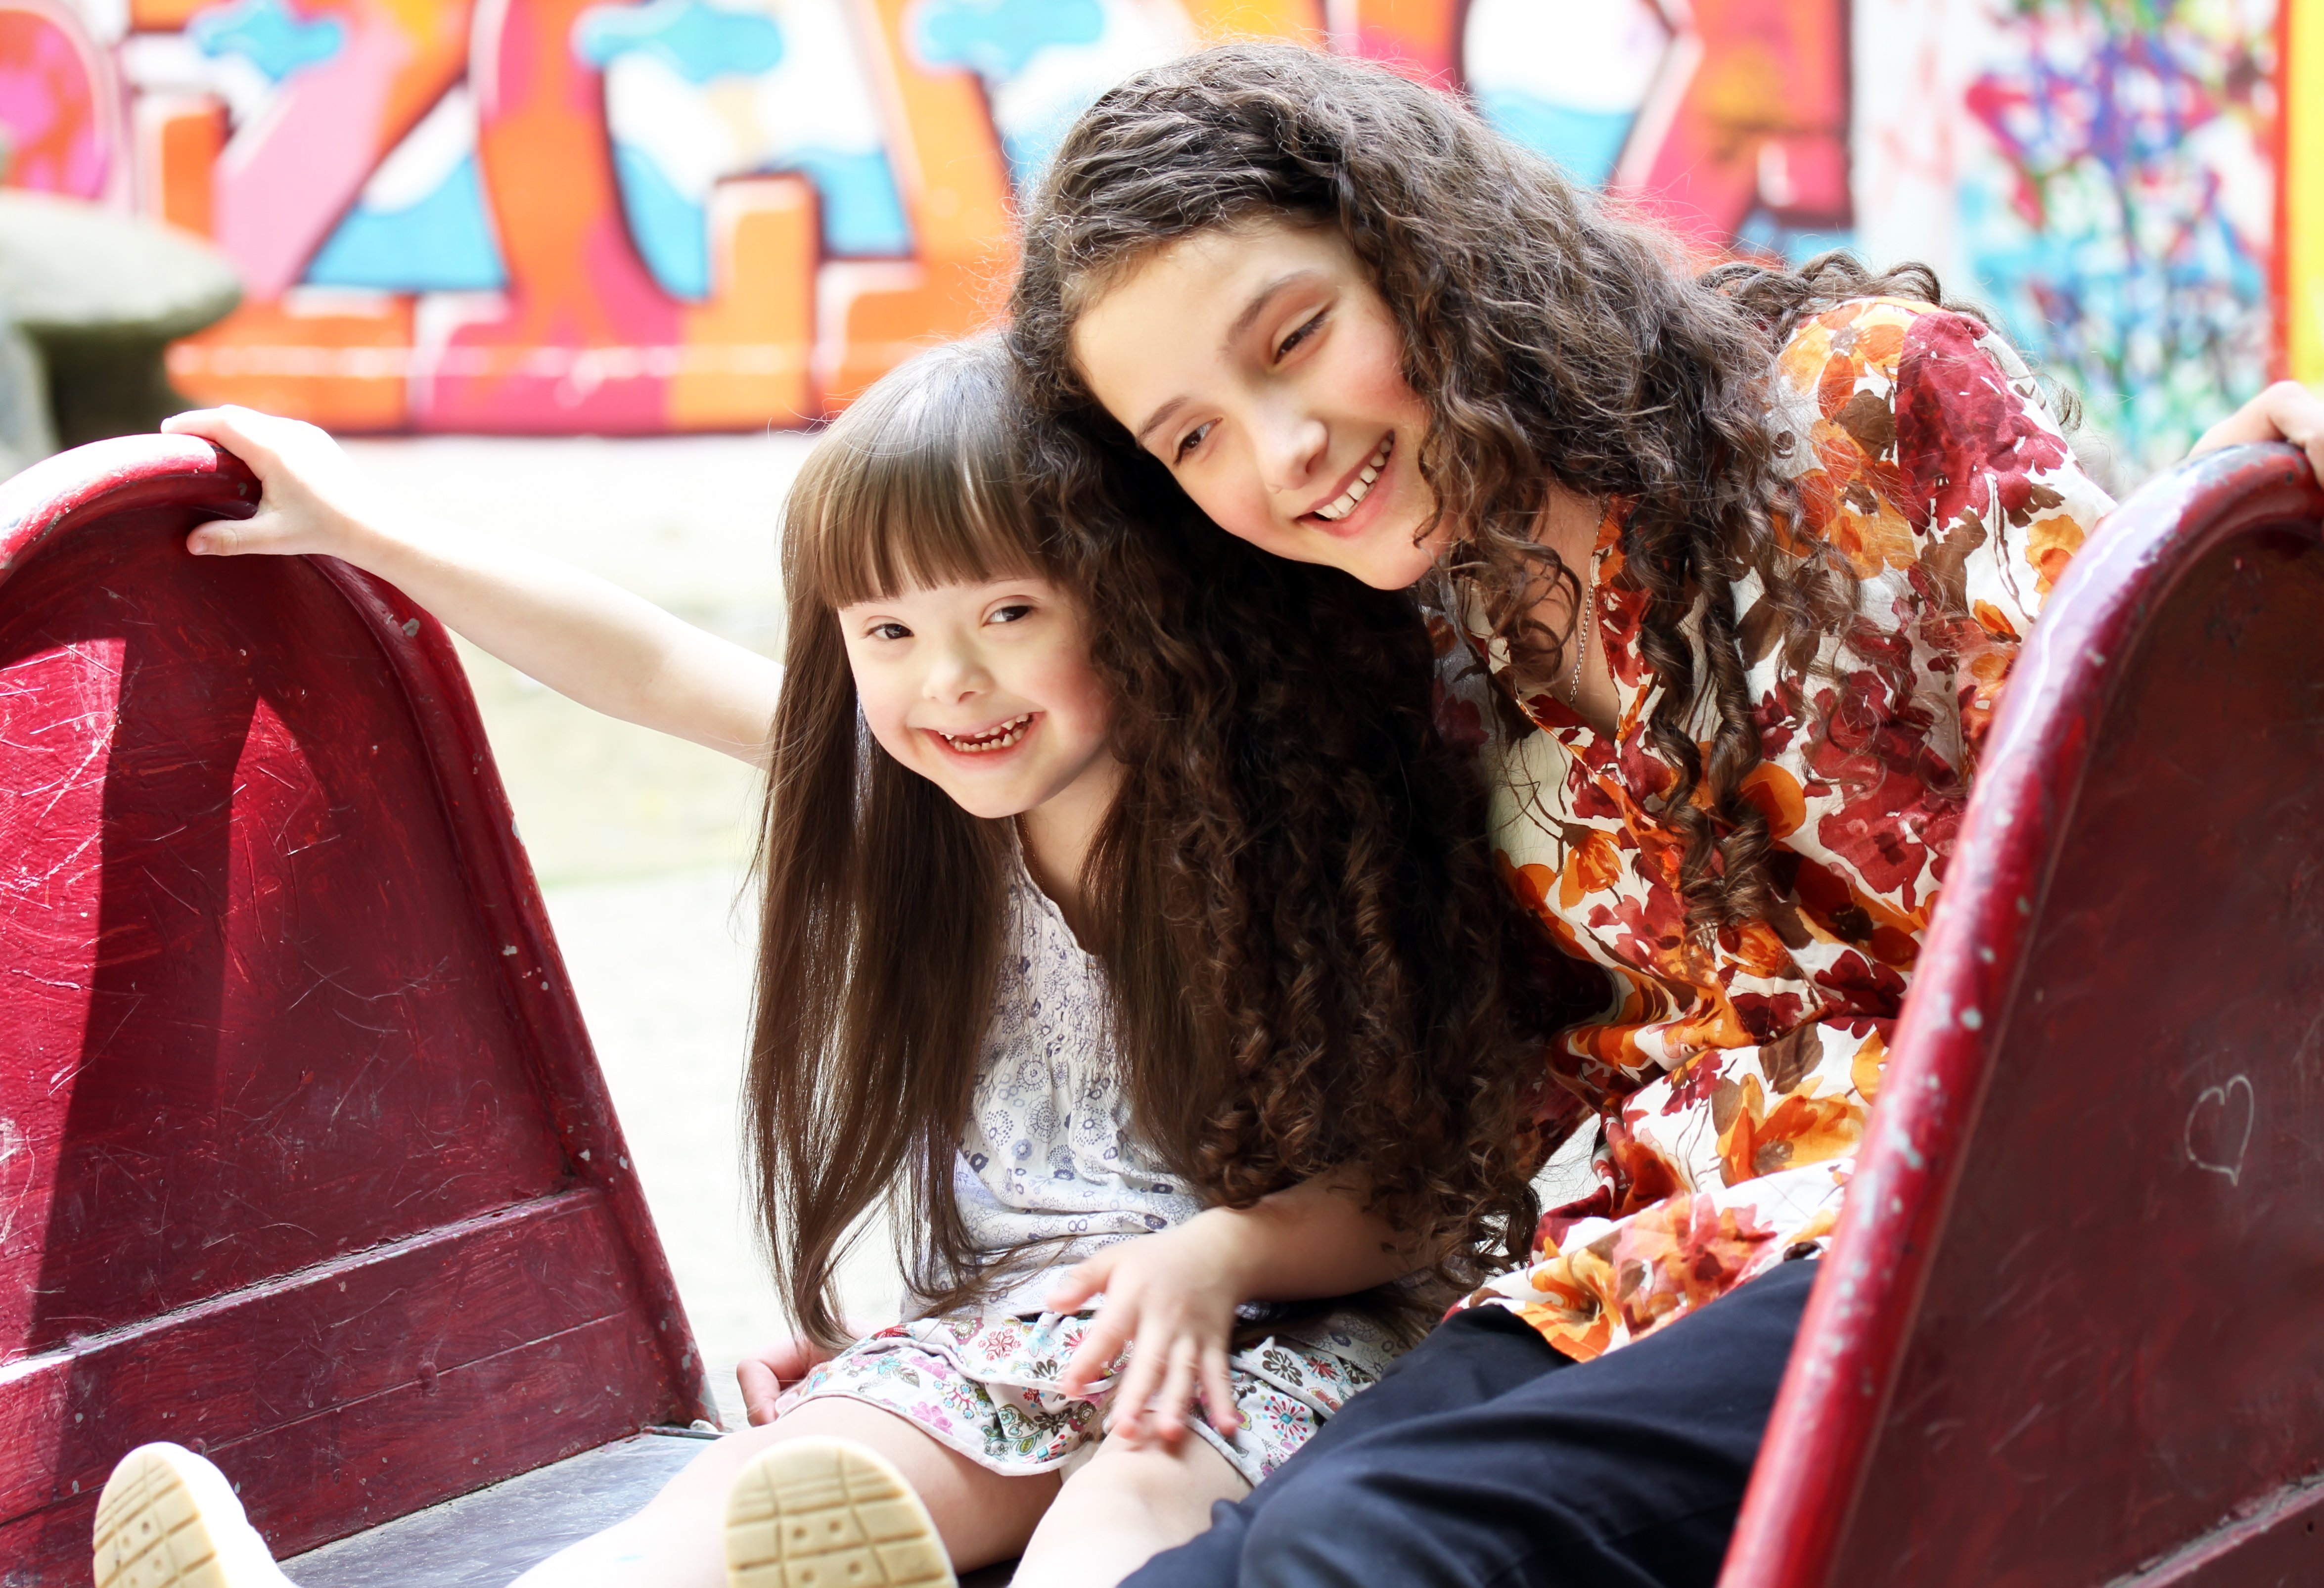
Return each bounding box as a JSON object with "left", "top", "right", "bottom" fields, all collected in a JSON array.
[{"left": 1444, "top": 297, "right": 2116, "bottom": 1361}]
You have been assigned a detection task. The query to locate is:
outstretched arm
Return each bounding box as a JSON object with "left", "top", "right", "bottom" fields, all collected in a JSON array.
[
  {"left": 1044, "top": 1165, "right": 1423, "bottom": 1449},
  {"left": 161, "top": 406, "right": 783, "bottom": 765}
]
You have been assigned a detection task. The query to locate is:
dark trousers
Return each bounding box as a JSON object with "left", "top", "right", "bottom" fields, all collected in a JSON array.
[{"left": 1127, "top": 1256, "right": 1820, "bottom": 1588}]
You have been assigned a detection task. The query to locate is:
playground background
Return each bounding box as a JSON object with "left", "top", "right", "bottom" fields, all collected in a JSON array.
[
  {"left": 3, "top": 0, "right": 2320, "bottom": 1423},
  {"left": 0, "top": 0, "right": 2315, "bottom": 471}
]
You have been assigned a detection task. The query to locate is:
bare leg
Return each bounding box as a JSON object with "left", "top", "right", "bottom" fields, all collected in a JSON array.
[
  {"left": 1009, "top": 1434, "right": 1248, "bottom": 1588},
  {"left": 507, "top": 1400, "right": 1060, "bottom": 1588}
]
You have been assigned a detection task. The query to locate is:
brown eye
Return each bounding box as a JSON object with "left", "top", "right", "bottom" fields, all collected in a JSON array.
[{"left": 1276, "top": 312, "right": 1324, "bottom": 359}]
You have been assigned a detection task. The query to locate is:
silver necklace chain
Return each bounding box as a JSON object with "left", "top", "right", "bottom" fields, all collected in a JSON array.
[{"left": 1565, "top": 570, "right": 1595, "bottom": 704}]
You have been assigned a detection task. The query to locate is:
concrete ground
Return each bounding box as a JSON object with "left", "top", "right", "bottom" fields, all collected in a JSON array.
[{"left": 342, "top": 434, "right": 901, "bottom": 1431}]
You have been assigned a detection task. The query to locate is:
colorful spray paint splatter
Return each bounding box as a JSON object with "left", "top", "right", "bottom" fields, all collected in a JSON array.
[
  {"left": 0, "top": 0, "right": 2299, "bottom": 442},
  {"left": 1964, "top": 0, "right": 2278, "bottom": 473}
]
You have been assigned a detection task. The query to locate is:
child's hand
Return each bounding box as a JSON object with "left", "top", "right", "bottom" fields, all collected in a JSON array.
[
  {"left": 1047, "top": 1215, "right": 1252, "bottom": 1449},
  {"left": 1047, "top": 1166, "right": 1421, "bottom": 1449},
  {"left": 161, "top": 405, "right": 390, "bottom": 561},
  {"left": 735, "top": 1328, "right": 862, "bottom": 1426},
  {"left": 2190, "top": 379, "right": 2324, "bottom": 481}
]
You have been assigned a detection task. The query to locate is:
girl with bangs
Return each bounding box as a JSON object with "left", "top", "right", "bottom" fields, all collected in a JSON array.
[
  {"left": 1005, "top": 41, "right": 2324, "bottom": 1588},
  {"left": 94, "top": 337, "right": 1589, "bottom": 1588}
]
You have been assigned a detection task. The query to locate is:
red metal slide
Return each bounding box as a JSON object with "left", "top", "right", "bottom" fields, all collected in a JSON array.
[
  {"left": 0, "top": 437, "right": 712, "bottom": 1584},
  {"left": 1724, "top": 441, "right": 2324, "bottom": 1588}
]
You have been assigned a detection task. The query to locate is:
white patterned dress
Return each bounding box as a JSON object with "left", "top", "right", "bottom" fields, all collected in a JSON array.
[{"left": 775, "top": 854, "right": 1402, "bottom": 1485}]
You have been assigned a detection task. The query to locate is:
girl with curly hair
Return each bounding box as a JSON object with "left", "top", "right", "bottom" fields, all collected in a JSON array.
[
  {"left": 93, "top": 337, "right": 1588, "bottom": 1588},
  {"left": 1007, "top": 40, "right": 2324, "bottom": 1588}
]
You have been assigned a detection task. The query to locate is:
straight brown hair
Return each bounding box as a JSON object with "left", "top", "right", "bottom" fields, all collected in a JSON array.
[{"left": 749, "top": 339, "right": 1038, "bottom": 1345}]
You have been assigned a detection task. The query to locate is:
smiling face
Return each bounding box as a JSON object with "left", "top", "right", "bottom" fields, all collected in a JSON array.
[
  {"left": 837, "top": 573, "right": 1120, "bottom": 825},
  {"left": 1070, "top": 221, "right": 1444, "bottom": 590}
]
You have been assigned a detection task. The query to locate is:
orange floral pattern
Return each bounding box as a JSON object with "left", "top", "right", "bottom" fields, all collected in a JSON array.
[{"left": 1448, "top": 298, "right": 2114, "bottom": 1360}]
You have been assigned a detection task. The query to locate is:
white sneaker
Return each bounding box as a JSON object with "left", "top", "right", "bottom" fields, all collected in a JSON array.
[
  {"left": 724, "top": 1437, "right": 957, "bottom": 1588},
  {"left": 93, "top": 1443, "right": 296, "bottom": 1588}
]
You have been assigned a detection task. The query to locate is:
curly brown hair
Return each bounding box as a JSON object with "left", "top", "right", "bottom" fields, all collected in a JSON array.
[
  {"left": 1008, "top": 43, "right": 2006, "bottom": 935},
  {"left": 751, "top": 336, "right": 1596, "bottom": 1345},
  {"left": 1082, "top": 490, "right": 1604, "bottom": 1310}
]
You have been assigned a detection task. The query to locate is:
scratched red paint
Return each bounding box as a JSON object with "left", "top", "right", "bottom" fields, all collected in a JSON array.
[
  {"left": 1721, "top": 443, "right": 2324, "bottom": 1587},
  {"left": 0, "top": 438, "right": 711, "bottom": 1581},
  {"left": 0, "top": 635, "right": 121, "bottom": 1355}
]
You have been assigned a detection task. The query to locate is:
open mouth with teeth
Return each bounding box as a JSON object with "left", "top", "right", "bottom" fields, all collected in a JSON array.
[
  {"left": 1310, "top": 434, "right": 1393, "bottom": 523},
  {"left": 936, "top": 712, "right": 1037, "bottom": 754}
]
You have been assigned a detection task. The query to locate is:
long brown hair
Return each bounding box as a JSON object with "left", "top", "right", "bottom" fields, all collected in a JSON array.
[
  {"left": 1008, "top": 43, "right": 2002, "bottom": 936},
  {"left": 750, "top": 339, "right": 1030, "bottom": 1346},
  {"left": 1078, "top": 495, "right": 1600, "bottom": 1303},
  {"left": 751, "top": 337, "right": 1595, "bottom": 1345}
]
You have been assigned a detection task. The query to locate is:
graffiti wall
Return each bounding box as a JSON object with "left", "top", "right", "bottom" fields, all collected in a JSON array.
[
  {"left": 0, "top": 0, "right": 2307, "bottom": 466},
  {"left": 1855, "top": 0, "right": 2295, "bottom": 473},
  {"left": 2293, "top": 0, "right": 2322, "bottom": 392}
]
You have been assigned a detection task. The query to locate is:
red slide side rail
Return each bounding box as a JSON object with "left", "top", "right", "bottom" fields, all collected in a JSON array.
[
  {"left": 1723, "top": 442, "right": 2324, "bottom": 1587},
  {"left": 0, "top": 437, "right": 713, "bottom": 1581}
]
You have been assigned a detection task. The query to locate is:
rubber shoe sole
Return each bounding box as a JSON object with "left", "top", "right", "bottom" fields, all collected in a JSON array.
[
  {"left": 725, "top": 1437, "right": 956, "bottom": 1588},
  {"left": 93, "top": 1444, "right": 291, "bottom": 1588}
]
